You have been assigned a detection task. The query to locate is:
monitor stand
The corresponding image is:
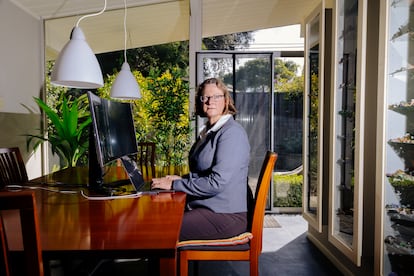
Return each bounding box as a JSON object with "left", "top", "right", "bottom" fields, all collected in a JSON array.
[
  {"left": 88, "top": 129, "right": 117, "bottom": 196},
  {"left": 88, "top": 159, "right": 126, "bottom": 196}
]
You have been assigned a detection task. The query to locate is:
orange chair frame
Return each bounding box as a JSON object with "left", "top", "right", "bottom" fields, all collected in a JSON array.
[{"left": 178, "top": 151, "right": 278, "bottom": 276}]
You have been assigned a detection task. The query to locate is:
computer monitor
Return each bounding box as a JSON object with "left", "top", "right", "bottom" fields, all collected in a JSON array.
[{"left": 87, "top": 91, "right": 139, "bottom": 194}]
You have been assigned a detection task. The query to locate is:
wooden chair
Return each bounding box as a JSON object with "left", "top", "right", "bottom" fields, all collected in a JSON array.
[
  {"left": 137, "top": 142, "right": 156, "bottom": 181},
  {"left": 0, "top": 191, "right": 44, "bottom": 276},
  {"left": 0, "top": 147, "right": 29, "bottom": 187},
  {"left": 177, "top": 151, "right": 278, "bottom": 276},
  {"left": 0, "top": 217, "right": 9, "bottom": 275}
]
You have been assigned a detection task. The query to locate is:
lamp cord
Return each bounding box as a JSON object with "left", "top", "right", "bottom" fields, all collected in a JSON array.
[
  {"left": 123, "top": 0, "right": 128, "bottom": 63},
  {"left": 76, "top": 0, "right": 107, "bottom": 27}
]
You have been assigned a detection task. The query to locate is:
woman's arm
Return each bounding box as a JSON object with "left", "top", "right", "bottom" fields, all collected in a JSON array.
[{"left": 172, "top": 121, "right": 250, "bottom": 196}]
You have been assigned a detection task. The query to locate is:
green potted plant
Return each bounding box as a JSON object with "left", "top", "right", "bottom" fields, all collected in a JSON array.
[{"left": 26, "top": 94, "right": 91, "bottom": 168}]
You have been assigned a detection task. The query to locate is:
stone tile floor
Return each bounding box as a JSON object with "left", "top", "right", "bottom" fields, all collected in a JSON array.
[{"left": 262, "top": 214, "right": 308, "bottom": 252}]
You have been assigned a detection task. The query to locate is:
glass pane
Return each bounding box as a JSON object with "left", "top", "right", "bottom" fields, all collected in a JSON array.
[
  {"left": 308, "top": 45, "right": 319, "bottom": 214},
  {"left": 197, "top": 53, "right": 273, "bottom": 201},
  {"left": 273, "top": 56, "right": 304, "bottom": 210},
  {"left": 383, "top": 0, "right": 414, "bottom": 274},
  {"left": 234, "top": 54, "right": 272, "bottom": 177},
  {"left": 332, "top": 0, "right": 358, "bottom": 247},
  {"left": 197, "top": 52, "right": 303, "bottom": 211},
  {"left": 201, "top": 55, "right": 233, "bottom": 81},
  {"left": 303, "top": 7, "right": 323, "bottom": 231}
]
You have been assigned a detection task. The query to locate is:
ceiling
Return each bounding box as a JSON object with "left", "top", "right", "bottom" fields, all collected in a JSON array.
[{"left": 10, "top": 0, "right": 319, "bottom": 60}]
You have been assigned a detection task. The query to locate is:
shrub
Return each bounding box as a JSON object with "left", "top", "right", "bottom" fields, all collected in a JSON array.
[{"left": 273, "top": 173, "right": 303, "bottom": 207}]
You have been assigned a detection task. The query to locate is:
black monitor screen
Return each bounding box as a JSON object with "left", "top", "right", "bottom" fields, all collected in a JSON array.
[{"left": 88, "top": 92, "right": 138, "bottom": 169}]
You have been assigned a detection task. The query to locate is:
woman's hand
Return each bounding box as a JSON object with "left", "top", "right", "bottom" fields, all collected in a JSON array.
[
  {"left": 151, "top": 175, "right": 181, "bottom": 190},
  {"left": 165, "top": 175, "right": 182, "bottom": 181}
]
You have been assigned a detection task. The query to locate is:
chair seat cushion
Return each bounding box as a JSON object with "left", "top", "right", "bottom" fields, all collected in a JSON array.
[{"left": 176, "top": 232, "right": 252, "bottom": 251}]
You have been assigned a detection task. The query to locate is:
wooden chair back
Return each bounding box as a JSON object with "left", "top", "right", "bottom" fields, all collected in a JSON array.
[
  {"left": 137, "top": 142, "right": 156, "bottom": 181},
  {"left": 249, "top": 151, "right": 278, "bottom": 258},
  {"left": 0, "top": 191, "right": 44, "bottom": 276},
  {"left": 0, "top": 147, "right": 28, "bottom": 187},
  {"left": 178, "top": 151, "right": 278, "bottom": 276}
]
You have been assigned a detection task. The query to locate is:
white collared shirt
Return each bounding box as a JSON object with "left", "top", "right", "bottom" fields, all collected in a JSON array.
[{"left": 199, "top": 114, "right": 232, "bottom": 139}]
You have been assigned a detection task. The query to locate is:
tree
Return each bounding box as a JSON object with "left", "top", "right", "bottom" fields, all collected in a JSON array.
[
  {"left": 98, "top": 42, "right": 189, "bottom": 78},
  {"left": 274, "top": 59, "right": 299, "bottom": 81},
  {"left": 96, "top": 69, "right": 149, "bottom": 142},
  {"left": 97, "top": 66, "right": 192, "bottom": 169},
  {"left": 41, "top": 32, "right": 254, "bottom": 168},
  {"left": 98, "top": 32, "right": 254, "bottom": 79},
  {"left": 127, "top": 42, "right": 189, "bottom": 77},
  {"left": 201, "top": 32, "right": 254, "bottom": 78},
  {"left": 221, "top": 57, "right": 303, "bottom": 95},
  {"left": 142, "top": 67, "right": 192, "bottom": 168},
  {"left": 274, "top": 59, "right": 303, "bottom": 101},
  {"left": 203, "top": 32, "right": 253, "bottom": 50},
  {"left": 226, "top": 59, "right": 272, "bottom": 92}
]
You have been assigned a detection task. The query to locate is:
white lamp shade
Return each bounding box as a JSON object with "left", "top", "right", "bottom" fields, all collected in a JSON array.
[
  {"left": 51, "top": 27, "right": 104, "bottom": 89},
  {"left": 110, "top": 62, "right": 141, "bottom": 99}
]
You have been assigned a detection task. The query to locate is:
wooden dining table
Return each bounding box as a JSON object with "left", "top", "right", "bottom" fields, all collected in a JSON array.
[{"left": 1, "top": 166, "right": 186, "bottom": 276}]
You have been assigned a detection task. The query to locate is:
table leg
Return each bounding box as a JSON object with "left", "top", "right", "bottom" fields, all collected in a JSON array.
[{"left": 160, "top": 257, "right": 176, "bottom": 276}]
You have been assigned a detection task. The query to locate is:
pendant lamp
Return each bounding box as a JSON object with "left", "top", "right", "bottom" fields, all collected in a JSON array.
[
  {"left": 110, "top": 0, "right": 141, "bottom": 99},
  {"left": 51, "top": 0, "right": 107, "bottom": 89}
]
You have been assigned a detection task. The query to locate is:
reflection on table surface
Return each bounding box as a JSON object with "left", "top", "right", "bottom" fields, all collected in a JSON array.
[{"left": 3, "top": 166, "right": 186, "bottom": 260}]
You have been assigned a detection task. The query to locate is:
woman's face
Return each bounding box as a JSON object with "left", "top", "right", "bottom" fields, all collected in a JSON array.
[{"left": 202, "top": 83, "right": 226, "bottom": 124}]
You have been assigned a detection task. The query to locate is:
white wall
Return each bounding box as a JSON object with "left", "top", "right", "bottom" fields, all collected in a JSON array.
[
  {"left": 0, "top": 0, "right": 43, "bottom": 114},
  {"left": 0, "top": 0, "right": 44, "bottom": 179}
]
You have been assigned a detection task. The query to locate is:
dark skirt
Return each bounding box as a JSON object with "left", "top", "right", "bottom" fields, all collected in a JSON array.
[{"left": 179, "top": 207, "right": 247, "bottom": 241}]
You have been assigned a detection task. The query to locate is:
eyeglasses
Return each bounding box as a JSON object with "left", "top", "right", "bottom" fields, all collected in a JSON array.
[{"left": 199, "top": 94, "right": 225, "bottom": 103}]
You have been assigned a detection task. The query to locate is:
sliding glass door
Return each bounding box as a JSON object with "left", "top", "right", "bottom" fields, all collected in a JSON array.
[{"left": 197, "top": 51, "right": 304, "bottom": 211}]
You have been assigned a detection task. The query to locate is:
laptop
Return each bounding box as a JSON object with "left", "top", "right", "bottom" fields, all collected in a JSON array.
[
  {"left": 120, "top": 156, "right": 175, "bottom": 194},
  {"left": 120, "top": 155, "right": 148, "bottom": 192},
  {"left": 120, "top": 155, "right": 175, "bottom": 194}
]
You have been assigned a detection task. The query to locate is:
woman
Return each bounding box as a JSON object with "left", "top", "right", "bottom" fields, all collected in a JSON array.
[{"left": 151, "top": 77, "right": 250, "bottom": 241}]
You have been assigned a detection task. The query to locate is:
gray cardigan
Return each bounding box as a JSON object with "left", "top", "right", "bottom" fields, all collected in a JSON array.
[{"left": 172, "top": 116, "right": 250, "bottom": 213}]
